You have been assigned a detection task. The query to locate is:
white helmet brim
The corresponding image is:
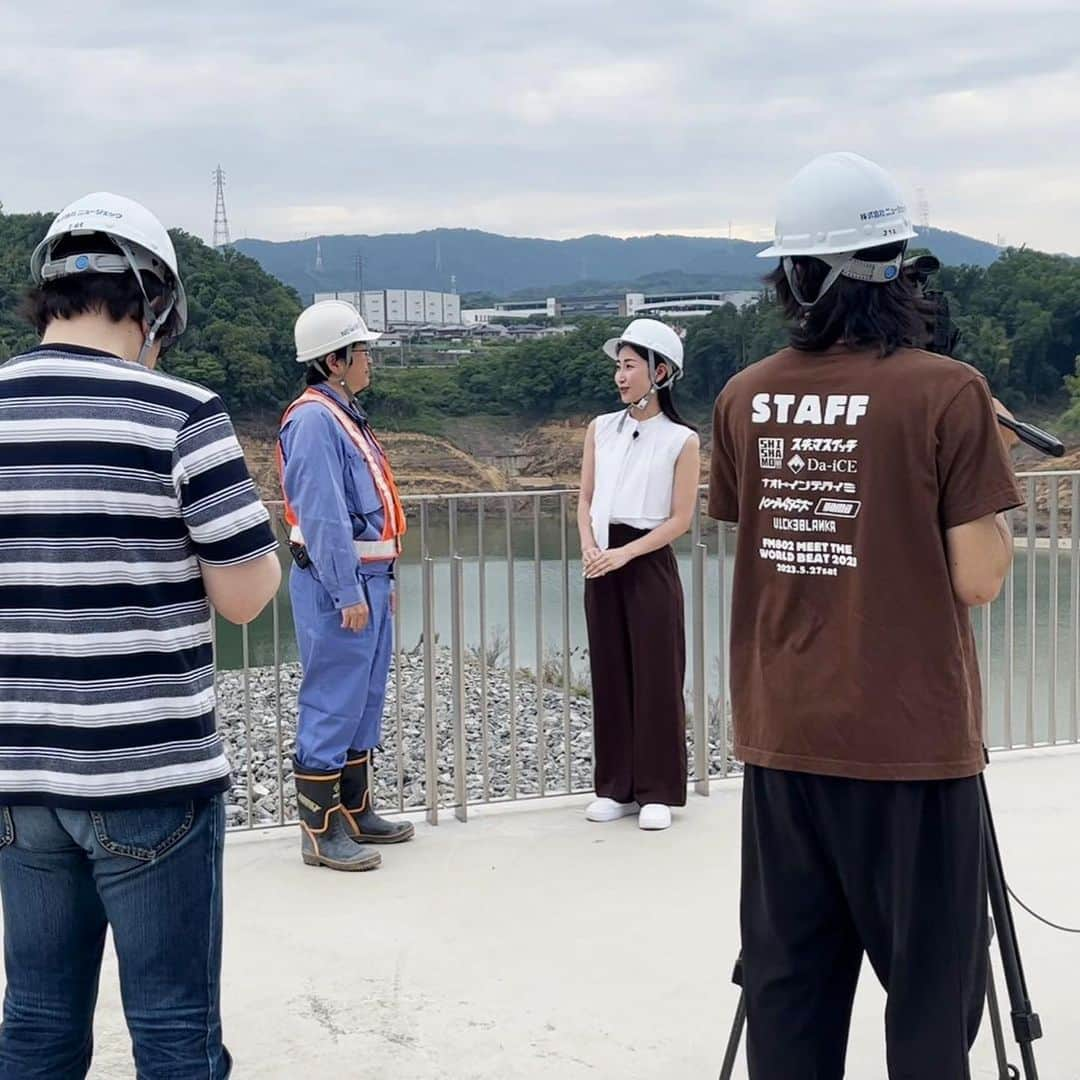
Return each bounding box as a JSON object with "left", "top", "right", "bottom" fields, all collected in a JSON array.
[{"left": 757, "top": 226, "right": 918, "bottom": 260}]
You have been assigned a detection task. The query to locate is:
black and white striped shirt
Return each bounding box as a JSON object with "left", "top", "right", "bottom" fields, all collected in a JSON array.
[{"left": 0, "top": 345, "right": 277, "bottom": 807}]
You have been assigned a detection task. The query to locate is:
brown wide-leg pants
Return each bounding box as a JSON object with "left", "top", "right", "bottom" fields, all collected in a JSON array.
[{"left": 584, "top": 524, "right": 688, "bottom": 806}]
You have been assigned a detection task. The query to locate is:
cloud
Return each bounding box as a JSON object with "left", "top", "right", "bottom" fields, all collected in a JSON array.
[{"left": 2, "top": 1, "right": 1079, "bottom": 254}]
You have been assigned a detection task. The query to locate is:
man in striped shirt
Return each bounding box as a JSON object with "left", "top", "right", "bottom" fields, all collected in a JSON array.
[{"left": 0, "top": 193, "right": 280, "bottom": 1079}]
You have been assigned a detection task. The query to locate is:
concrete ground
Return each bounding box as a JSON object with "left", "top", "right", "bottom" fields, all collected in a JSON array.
[{"left": 8, "top": 747, "right": 1080, "bottom": 1079}]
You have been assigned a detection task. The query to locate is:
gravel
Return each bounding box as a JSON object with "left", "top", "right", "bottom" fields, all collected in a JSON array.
[{"left": 215, "top": 648, "right": 733, "bottom": 827}]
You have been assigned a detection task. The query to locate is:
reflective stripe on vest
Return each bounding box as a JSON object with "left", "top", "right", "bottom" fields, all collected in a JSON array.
[
  {"left": 288, "top": 524, "right": 399, "bottom": 561},
  {"left": 277, "top": 389, "right": 407, "bottom": 564}
]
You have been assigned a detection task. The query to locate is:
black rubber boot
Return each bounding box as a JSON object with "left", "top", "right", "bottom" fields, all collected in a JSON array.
[
  {"left": 341, "top": 751, "right": 415, "bottom": 844},
  {"left": 294, "top": 758, "right": 382, "bottom": 871}
]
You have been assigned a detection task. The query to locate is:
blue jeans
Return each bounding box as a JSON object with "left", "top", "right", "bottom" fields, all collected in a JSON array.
[{"left": 0, "top": 796, "right": 231, "bottom": 1079}]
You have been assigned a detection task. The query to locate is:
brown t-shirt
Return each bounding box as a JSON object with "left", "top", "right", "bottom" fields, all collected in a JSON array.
[{"left": 708, "top": 344, "right": 1023, "bottom": 781}]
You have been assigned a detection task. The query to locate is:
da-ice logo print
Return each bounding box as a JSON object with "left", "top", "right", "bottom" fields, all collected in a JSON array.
[{"left": 758, "top": 437, "right": 784, "bottom": 470}]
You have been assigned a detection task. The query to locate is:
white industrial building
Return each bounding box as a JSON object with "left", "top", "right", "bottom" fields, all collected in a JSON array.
[
  {"left": 461, "top": 289, "right": 761, "bottom": 324},
  {"left": 314, "top": 290, "right": 462, "bottom": 331},
  {"left": 461, "top": 298, "right": 559, "bottom": 325},
  {"left": 624, "top": 290, "right": 761, "bottom": 318}
]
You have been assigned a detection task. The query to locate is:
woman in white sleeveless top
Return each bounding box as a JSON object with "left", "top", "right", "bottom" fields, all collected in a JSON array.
[{"left": 577, "top": 319, "right": 700, "bottom": 830}]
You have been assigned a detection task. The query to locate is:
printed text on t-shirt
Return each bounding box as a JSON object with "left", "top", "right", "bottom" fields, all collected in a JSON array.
[{"left": 751, "top": 393, "right": 870, "bottom": 426}]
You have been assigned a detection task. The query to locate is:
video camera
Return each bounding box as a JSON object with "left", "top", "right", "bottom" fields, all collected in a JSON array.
[
  {"left": 901, "top": 254, "right": 1064, "bottom": 457},
  {"left": 903, "top": 254, "right": 962, "bottom": 357}
]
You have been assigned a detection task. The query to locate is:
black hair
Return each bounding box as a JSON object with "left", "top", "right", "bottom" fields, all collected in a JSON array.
[
  {"left": 21, "top": 232, "right": 181, "bottom": 341},
  {"left": 657, "top": 386, "right": 696, "bottom": 431},
  {"left": 767, "top": 241, "right": 926, "bottom": 357},
  {"left": 304, "top": 362, "right": 330, "bottom": 386},
  {"left": 304, "top": 346, "right": 361, "bottom": 386},
  {"left": 619, "top": 342, "right": 697, "bottom": 432}
]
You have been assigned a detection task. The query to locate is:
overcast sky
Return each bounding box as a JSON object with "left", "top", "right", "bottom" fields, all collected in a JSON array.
[{"left": 2, "top": 0, "right": 1077, "bottom": 253}]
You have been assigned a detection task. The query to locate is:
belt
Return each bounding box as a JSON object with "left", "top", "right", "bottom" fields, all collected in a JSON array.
[{"left": 289, "top": 526, "right": 397, "bottom": 561}]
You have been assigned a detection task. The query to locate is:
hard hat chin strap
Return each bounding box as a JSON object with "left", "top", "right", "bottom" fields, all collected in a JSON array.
[
  {"left": 618, "top": 347, "right": 680, "bottom": 429},
  {"left": 113, "top": 239, "right": 174, "bottom": 366},
  {"left": 105, "top": 239, "right": 174, "bottom": 367},
  {"left": 314, "top": 348, "right": 359, "bottom": 396},
  {"left": 783, "top": 256, "right": 846, "bottom": 308},
  {"left": 636, "top": 348, "right": 677, "bottom": 409},
  {"left": 783, "top": 251, "right": 904, "bottom": 308}
]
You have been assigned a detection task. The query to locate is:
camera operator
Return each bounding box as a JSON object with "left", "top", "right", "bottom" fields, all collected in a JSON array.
[{"left": 708, "top": 152, "right": 1022, "bottom": 1078}]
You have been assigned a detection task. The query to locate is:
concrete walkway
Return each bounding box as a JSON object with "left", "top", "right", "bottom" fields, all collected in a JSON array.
[{"left": 18, "top": 747, "right": 1080, "bottom": 1078}]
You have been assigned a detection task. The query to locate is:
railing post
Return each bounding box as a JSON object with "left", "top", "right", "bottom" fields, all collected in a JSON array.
[
  {"left": 1004, "top": 518, "right": 1016, "bottom": 751},
  {"left": 1026, "top": 477, "right": 1037, "bottom": 746},
  {"left": 451, "top": 555, "right": 468, "bottom": 822},
  {"left": 423, "top": 555, "right": 439, "bottom": 826},
  {"left": 717, "top": 520, "right": 730, "bottom": 780},
  {"left": 478, "top": 498, "right": 491, "bottom": 799},
  {"left": 506, "top": 498, "right": 518, "bottom": 798},
  {"left": 1073, "top": 476, "right": 1079, "bottom": 744},
  {"left": 534, "top": 495, "right": 545, "bottom": 796},
  {"left": 980, "top": 600, "right": 992, "bottom": 745},
  {"left": 560, "top": 492, "right": 572, "bottom": 793},
  {"left": 273, "top": 591, "right": 284, "bottom": 825},
  {"left": 1049, "top": 480, "right": 1060, "bottom": 745},
  {"left": 241, "top": 621, "right": 254, "bottom": 826},
  {"left": 394, "top": 531, "right": 405, "bottom": 812},
  {"left": 691, "top": 502, "right": 709, "bottom": 796}
]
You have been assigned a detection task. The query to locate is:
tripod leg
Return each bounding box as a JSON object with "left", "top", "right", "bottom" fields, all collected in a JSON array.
[
  {"left": 718, "top": 990, "right": 746, "bottom": 1080},
  {"left": 986, "top": 926, "right": 1020, "bottom": 1080},
  {"left": 718, "top": 955, "right": 746, "bottom": 1080},
  {"left": 981, "top": 774, "right": 1042, "bottom": 1080}
]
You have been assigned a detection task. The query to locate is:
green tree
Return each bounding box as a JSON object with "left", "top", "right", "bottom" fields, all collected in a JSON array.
[
  {"left": 1060, "top": 355, "right": 1080, "bottom": 431},
  {"left": 954, "top": 314, "right": 1010, "bottom": 390}
]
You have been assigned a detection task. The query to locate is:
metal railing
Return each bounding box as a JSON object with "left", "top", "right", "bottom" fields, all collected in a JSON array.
[{"left": 215, "top": 473, "right": 1080, "bottom": 830}]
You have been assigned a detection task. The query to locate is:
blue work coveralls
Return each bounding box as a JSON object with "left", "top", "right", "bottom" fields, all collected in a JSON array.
[{"left": 279, "top": 386, "right": 395, "bottom": 772}]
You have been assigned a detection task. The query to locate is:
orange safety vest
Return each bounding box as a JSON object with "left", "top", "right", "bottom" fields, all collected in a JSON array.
[{"left": 277, "top": 388, "right": 407, "bottom": 563}]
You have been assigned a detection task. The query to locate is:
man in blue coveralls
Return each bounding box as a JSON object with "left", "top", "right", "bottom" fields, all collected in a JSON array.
[{"left": 278, "top": 299, "right": 412, "bottom": 871}]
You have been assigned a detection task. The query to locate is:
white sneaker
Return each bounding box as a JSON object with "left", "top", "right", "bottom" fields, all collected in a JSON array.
[
  {"left": 638, "top": 804, "right": 672, "bottom": 830},
  {"left": 585, "top": 797, "right": 639, "bottom": 822}
]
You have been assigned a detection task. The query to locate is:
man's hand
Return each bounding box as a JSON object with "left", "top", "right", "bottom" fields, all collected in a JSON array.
[
  {"left": 341, "top": 601, "right": 370, "bottom": 632},
  {"left": 584, "top": 546, "right": 633, "bottom": 579},
  {"left": 992, "top": 398, "right": 1021, "bottom": 453}
]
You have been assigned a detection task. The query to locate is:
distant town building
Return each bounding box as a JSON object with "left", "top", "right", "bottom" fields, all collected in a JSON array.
[
  {"left": 461, "top": 298, "right": 559, "bottom": 324},
  {"left": 461, "top": 289, "right": 761, "bottom": 324},
  {"left": 624, "top": 289, "right": 762, "bottom": 318}
]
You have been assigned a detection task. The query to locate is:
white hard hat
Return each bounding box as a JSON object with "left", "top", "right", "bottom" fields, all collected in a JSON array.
[
  {"left": 757, "top": 152, "right": 917, "bottom": 260},
  {"left": 295, "top": 299, "right": 381, "bottom": 364},
  {"left": 603, "top": 318, "right": 684, "bottom": 375},
  {"left": 30, "top": 192, "right": 188, "bottom": 340}
]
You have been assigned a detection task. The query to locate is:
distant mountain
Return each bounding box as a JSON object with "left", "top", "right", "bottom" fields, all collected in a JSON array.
[{"left": 234, "top": 226, "right": 1003, "bottom": 302}]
